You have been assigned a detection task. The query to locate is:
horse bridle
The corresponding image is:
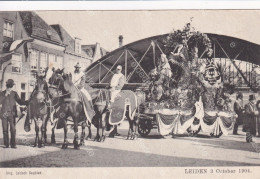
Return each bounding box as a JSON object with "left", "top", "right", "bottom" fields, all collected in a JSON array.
[{"left": 48, "top": 74, "right": 71, "bottom": 101}]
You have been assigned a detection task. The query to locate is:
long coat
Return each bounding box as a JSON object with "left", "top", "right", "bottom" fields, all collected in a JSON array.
[
  {"left": 244, "top": 102, "right": 256, "bottom": 134},
  {"left": 234, "top": 100, "right": 244, "bottom": 125},
  {"left": 0, "top": 90, "right": 28, "bottom": 119}
]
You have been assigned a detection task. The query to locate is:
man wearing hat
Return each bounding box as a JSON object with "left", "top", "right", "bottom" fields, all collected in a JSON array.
[
  {"left": 244, "top": 94, "right": 258, "bottom": 142},
  {"left": 233, "top": 92, "right": 244, "bottom": 135},
  {"left": 72, "top": 62, "right": 95, "bottom": 121},
  {"left": 0, "top": 79, "right": 28, "bottom": 148},
  {"left": 109, "top": 65, "right": 125, "bottom": 103}
]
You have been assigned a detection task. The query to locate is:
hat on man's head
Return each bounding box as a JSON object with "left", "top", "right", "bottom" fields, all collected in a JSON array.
[
  {"left": 236, "top": 92, "right": 243, "bottom": 99},
  {"left": 38, "top": 70, "right": 45, "bottom": 77},
  {"left": 74, "top": 62, "right": 81, "bottom": 68},
  {"left": 6, "top": 79, "right": 15, "bottom": 86},
  {"left": 116, "top": 65, "right": 122, "bottom": 70},
  {"left": 249, "top": 94, "right": 256, "bottom": 101}
]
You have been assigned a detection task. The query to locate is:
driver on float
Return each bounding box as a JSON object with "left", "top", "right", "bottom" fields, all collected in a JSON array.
[
  {"left": 109, "top": 65, "right": 126, "bottom": 104},
  {"left": 72, "top": 63, "right": 95, "bottom": 116}
]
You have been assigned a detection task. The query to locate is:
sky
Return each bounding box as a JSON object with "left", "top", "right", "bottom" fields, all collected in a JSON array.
[{"left": 37, "top": 10, "right": 260, "bottom": 52}]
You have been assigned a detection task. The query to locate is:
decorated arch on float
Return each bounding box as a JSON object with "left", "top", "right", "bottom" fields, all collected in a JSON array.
[{"left": 85, "top": 22, "right": 260, "bottom": 137}]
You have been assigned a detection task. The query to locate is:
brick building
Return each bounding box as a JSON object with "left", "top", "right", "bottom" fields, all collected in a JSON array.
[
  {"left": 0, "top": 11, "right": 108, "bottom": 100},
  {"left": 51, "top": 24, "right": 93, "bottom": 73}
]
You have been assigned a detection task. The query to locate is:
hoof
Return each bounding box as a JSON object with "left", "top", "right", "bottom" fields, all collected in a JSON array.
[
  {"left": 74, "top": 145, "right": 80, "bottom": 150},
  {"left": 38, "top": 144, "right": 44, "bottom": 148},
  {"left": 94, "top": 136, "right": 100, "bottom": 142},
  {"left": 86, "top": 135, "right": 92, "bottom": 140},
  {"left": 62, "top": 144, "right": 68, "bottom": 149},
  {"left": 134, "top": 135, "right": 138, "bottom": 140},
  {"left": 101, "top": 136, "right": 106, "bottom": 142},
  {"left": 32, "top": 144, "right": 37, "bottom": 147}
]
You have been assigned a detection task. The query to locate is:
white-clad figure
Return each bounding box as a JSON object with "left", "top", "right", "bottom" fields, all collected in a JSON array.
[
  {"left": 110, "top": 65, "right": 125, "bottom": 103},
  {"left": 160, "top": 54, "right": 172, "bottom": 78},
  {"left": 72, "top": 62, "right": 92, "bottom": 102},
  {"left": 72, "top": 62, "right": 95, "bottom": 121}
]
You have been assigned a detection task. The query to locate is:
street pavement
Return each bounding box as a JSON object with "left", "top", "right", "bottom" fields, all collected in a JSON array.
[{"left": 0, "top": 119, "right": 260, "bottom": 167}]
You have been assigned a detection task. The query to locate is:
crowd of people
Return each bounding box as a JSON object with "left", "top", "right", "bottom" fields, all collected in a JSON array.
[{"left": 233, "top": 92, "right": 260, "bottom": 143}]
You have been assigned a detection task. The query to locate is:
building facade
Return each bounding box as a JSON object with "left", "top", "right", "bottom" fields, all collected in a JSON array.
[
  {"left": 51, "top": 24, "right": 93, "bottom": 73},
  {"left": 0, "top": 11, "right": 108, "bottom": 100}
]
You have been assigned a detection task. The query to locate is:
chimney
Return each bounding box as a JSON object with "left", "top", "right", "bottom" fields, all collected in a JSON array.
[{"left": 119, "top": 35, "right": 123, "bottom": 48}]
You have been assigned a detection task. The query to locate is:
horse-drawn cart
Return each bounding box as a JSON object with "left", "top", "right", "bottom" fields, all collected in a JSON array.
[{"left": 137, "top": 113, "right": 157, "bottom": 137}]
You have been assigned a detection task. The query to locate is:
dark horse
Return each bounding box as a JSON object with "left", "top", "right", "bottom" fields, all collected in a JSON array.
[
  {"left": 27, "top": 73, "right": 49, "bottom": 148},
  {"left": 49, "top": 69, "right": 146, "bottom": 143},
  {"left": 48, "top": 70, "right": 90, "bottom": 149}
]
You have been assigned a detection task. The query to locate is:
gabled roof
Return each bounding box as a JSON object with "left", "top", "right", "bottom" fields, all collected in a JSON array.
[
  {"left": 19, "top": 11, "right": 63, "bottom": 45},
  {"left": 81, "top": 44, "right": 109, "bottom": 58},
  {"left": 51, "top": 24, "right": 75, "bottom": 53}
]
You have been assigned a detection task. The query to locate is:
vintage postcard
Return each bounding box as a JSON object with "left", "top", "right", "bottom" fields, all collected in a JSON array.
[{"left": 0, "top": 1, "right": 260, "bottom": 179}]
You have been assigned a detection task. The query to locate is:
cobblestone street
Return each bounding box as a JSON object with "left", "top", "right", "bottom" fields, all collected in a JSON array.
[{"left": 0, "top": 120, "right": 260, "bottom": 167}]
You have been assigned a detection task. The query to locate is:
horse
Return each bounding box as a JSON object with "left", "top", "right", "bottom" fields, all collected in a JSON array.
[
  {"left": 26, "top": 73, "right": 50, "bottom": 148},
  {"left": 48, "top": 70, "right": 90, "bottom": 149},
  {"left": 49, "top": 69, "right": 146, "bottom": 142}
]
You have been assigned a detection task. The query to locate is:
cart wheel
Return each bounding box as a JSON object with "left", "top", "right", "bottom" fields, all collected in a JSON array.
[{"left": 138, "top": 119, "right": 151, "bottom": 137}]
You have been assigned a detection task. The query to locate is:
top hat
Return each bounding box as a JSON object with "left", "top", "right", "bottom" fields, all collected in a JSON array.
[
  {"left": 38, "top": 70, "right": 45, "bottom": 76},
  {"left": 236, "top": 92, "right": 243, "bottom": 99},
  {"left": 249, "top": 94, "right": 256, "bottom": 101},
  {"left": 6, "top": 79, "right": 15, "bottom": 86},
  {"left": 74, "top": 62, "right": 81, "bottom": 68}
]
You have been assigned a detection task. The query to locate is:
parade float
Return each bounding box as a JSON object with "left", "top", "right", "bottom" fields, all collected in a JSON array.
[{"left": 137, "top": 22, "right": 237, "bottom": 137}]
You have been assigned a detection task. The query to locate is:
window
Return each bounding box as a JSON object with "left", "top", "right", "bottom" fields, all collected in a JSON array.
[
  {"left": 48, "top": 54, "right": 56, "bottom": 69},
  {"left": 40, "top": 52, "right": 47, "bottom": 71},
  {"left": 30, "top": 50, "right": 39, "bottom": 70},
  {"left": 21, "top": 83, "right": 26, "bottom": 90},
  {"left": 56, "top": 56, "right": 63, "bottom": 69},
  {"left": 3, "top": 21, "right": 14, "bottom": 38},
  {"left": 12, "top": 54, "right": 22, "bottom": 73}
]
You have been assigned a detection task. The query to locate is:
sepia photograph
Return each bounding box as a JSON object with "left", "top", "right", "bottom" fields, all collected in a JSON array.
[{"left": 0, "top": 4, "right": 260, "bottom": 178}]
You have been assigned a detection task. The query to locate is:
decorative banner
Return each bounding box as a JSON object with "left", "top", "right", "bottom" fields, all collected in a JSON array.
[{"left": 155, "top": 105, "right": 236, "bottom": 136}]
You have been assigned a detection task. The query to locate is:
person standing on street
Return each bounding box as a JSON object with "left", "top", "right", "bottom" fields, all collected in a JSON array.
[
  {"left": 244, "top": 94, "right": 258, "bottom": 143},
  {"left": 233, "top": 92, "right": 244, "bottom": 135},
  {"left": 0, "top": 79, "right": 28, "bottom": 148}
]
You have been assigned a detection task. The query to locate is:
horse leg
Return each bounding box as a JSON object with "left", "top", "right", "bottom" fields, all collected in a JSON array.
[
  {"left": 80, "top": 124, "right": 86, "bottom": 146},
  {"left": 94, "top": 114, "right": 101, "bottom": 142},
  {"left": 129, "top": 120, "right": 135, "bottom": 140},
  {"left": 33, "top": 119, "right": 39, "bottom": 147},
  {"left": 94, "top": 126, "right": 100, "bottom": 142},
  {"left": 101, "top": 113, "right": 107, "bottom": 142},
  {"left": 133, "top": 116, "right": 139, "bottom": 140},
  {"left": 86, "top": 122, "right": 92, "bottom": 140},
  {"left": 40, "top": 116, "right": 47, "bottom": 147},
  {"left": 62, "top": 120, "right": 68, "bottom": 149},
  {"left": 51, "top": 121, "right": 57, "bottom": 144},
  {"left": 73, "top": 118, "right": 80, "bottom": 149},
  {"left": 44, "top": 118, "right": 48, "bottom": 144},
  {"left": 127, "top": 124, "right": 131, "bottom": 140},
  {"left": 38, "top": 118, "right": 44, "bottom": 148}
]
